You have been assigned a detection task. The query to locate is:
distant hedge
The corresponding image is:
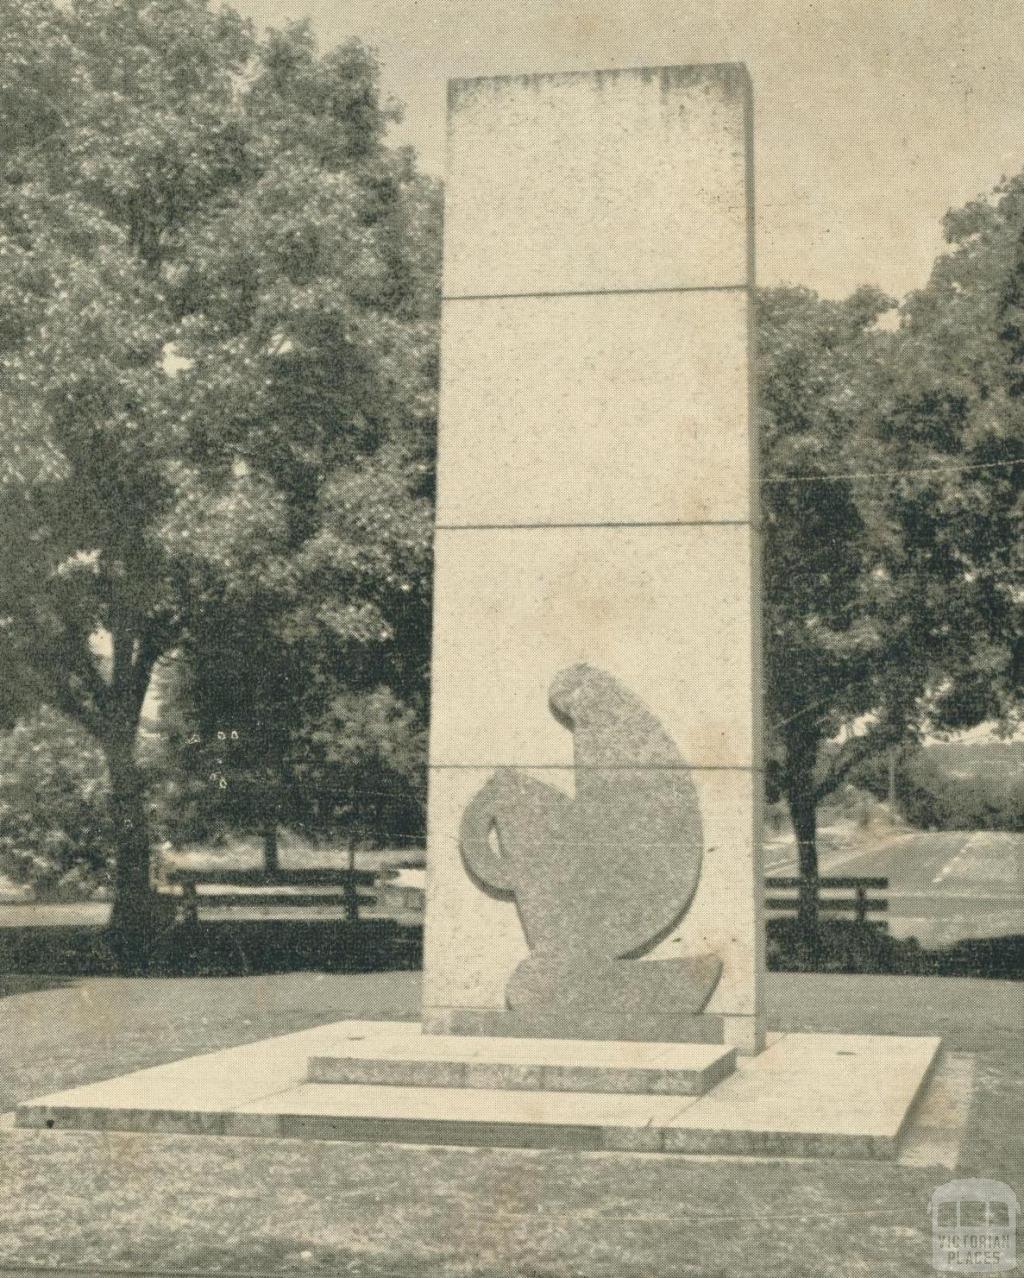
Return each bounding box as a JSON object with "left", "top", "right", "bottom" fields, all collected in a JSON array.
[
  {"left": 850, "top": 744, "right": 1024, "bottom": 832},
  {"left": 896, "top": 749, "right": 1024, "bottom": 830}
]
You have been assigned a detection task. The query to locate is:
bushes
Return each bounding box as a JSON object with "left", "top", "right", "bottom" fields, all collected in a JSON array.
[
  {"left": 767, "top": 917, "right": 927, "bottom": 975},
  {"left": 0, "top": 708, "right": 114, "bottom": 898},
  {"left": 852, "top": 743, "right": 1024, "bottom": 831},
  {"left": 767, "top": 917, "right": 1024, "bottom": 979}
]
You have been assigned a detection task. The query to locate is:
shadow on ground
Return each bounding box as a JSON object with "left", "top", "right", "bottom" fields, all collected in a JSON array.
[
  {"left": 0, "top": 919, "right": 422, "bottom": 978},
  {"left": 0, "top": 974, "right": 72, "bottom": 1000},
  {"left": 768, "top": 917, "right": 1024, "bottom": 979},
  {"left": 3, "top": 914, "right": 1019, "bottom": 980}
]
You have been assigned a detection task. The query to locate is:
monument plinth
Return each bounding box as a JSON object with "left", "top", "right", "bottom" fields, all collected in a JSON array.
[{"left": 423, "top": 64, "right": 765, "bottom": 1053}]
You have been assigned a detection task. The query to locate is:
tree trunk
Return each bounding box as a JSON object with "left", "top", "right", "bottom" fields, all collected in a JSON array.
[
  {"left": 344, "top": 841, "right": 360, "bottom": 922},
  {"left": 263, "top": 822, "right": 280, "bottom": 875},
  {"left": 888, "top": 747, "right": 897, "bottom": 813},
  {"left": 783, "top": 730, "right": 820, "bottom": 940},
  {"left": 104, "top": 732, "right": 161, "bottom": 971},
  {"left": 789, "top": 787, "right": 820, "bottom": 938}
]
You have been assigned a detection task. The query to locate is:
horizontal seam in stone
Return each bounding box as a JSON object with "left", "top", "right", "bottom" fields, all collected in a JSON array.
[
  {"left": 442, "top": 282, "right": 750, "bottom": 302},
  {"left": 429, "top": 763, "right": 765, "bottom": 772},
  {"left": 435, "top": 520, "right": 759, "bottom": 531}
]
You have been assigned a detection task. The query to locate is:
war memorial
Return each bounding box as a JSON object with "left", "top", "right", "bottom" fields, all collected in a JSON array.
[{"left": 17, "top": 63, "right": 940, "bottom": 1161}]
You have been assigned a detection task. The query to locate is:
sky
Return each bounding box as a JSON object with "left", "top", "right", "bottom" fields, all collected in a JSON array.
[{"left": 234, "top": 0, "right": 1024, "bottom": 302}]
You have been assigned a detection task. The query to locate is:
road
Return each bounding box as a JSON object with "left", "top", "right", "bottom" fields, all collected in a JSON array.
[{"left": 769, "top": 828, "right": 1024, "bottom": 947}]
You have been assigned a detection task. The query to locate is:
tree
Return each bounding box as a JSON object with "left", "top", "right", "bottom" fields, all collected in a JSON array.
[
  {"left": 0, "top": 0, "right": 439, "bottom": 964},
  {"left": 159, "top": 449, "right": 433, "bottom": 862},
  {"left": 758, "top": 286, "right": 904, "bottom": 933},
  {"left": 302, "top": 686, "right": 427, "bottom": 849},
  {"left": 884, "top": 175, "right": 1024, "bottom": 739}
]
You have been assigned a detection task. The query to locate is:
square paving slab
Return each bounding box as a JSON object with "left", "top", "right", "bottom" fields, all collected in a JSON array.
[{"left": 16, "top": 1022, "right": 940, "bottom": 1160}]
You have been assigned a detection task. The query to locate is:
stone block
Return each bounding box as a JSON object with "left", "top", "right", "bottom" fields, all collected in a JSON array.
[
  {"left": 307, "top": 1034, "right": 735, "bottom": 1097},
  {"left": 658, "top": 1032, "right": 942, "bottom": 1158},
  {"left": 436, "top": 290, "right": 753, "bottom": 528},
  {"left": 429, "top": 525, "right": 761, "bottom": 771},
  {"left": 224, "top": 1112, "right": 280, "bottom": 1138},
  {"left": 444, "top": 66, "right": 752, "bottom": 298},
  {"left": 309, "top": 1055, "right": 469, "bottom": 1089},
  {"left": 423, "top": 1005, "right": 727, "bottom": 1044},
  {"left": 466, "top": 1062, "right": 546, "bottom": 1091},
  {"left": 601, "top": 1125, "right": 667, "bottom": 1154},
  {"left": 20, "top": 1105, "right": 226, "bottom": 1136}
]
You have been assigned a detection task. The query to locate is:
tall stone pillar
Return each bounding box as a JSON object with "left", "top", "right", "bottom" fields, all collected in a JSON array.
[{"left": 423, "top": 65, "right": 764, "bottom": 1054}]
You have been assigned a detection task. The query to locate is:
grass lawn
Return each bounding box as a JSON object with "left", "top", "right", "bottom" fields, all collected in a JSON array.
[{"left": 0, "top": 969, "right": 1021, "bottom": 1277}]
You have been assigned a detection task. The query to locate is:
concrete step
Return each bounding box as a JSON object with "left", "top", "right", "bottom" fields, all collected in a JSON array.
[
  {"left": 307, "top": 1033, "right": 736, "bottom": 1095},
  {"left": 226, "top": 1082, "right": 721, "bottom": 1152}
]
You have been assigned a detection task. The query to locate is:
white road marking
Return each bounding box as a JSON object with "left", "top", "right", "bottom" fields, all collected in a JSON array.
[
  {"left": 765, "top": 831, "right": 920, "bottom": 877},
  {"left": 932, "top": 833, "right": 983, "bottom": 885}
]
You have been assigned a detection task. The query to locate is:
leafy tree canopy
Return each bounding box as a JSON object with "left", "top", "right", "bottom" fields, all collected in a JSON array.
[
  {"left": 0, "top": 0, "right": 440, "bottom": 956},
  {"left": 888, "top": 175, "right": 1024, "bottom": 734}
]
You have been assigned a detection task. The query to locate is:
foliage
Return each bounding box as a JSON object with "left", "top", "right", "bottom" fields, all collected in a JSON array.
[
  {"left": 157, "top": 393, "right": 434, "bottom": 855},
  {"left": 885, "top": 175, "right": 1024, "bottom": 735},
  {"left": 758, "top": 285, "right": 903, "bottom": 927},
  {"left": 893, "top": 745, "right": 1024, "bottom": 831},
  {"left": 0, "top": 708, "right": 113, "bottom": 896},
  {"left": 759, "top": 132, "right": 1024, "bottom": 920},
  {"left": 766, "top": 917, "right": 926, "bottom": 976},
  {"left": 159, "top": 637, "right": 430, "bottom": 854},
  {"left": 302, "top": 686, "right": 427, "bottom": 847},
  {"left": 0, "top": 0, "right": 440, "bottom": 959}
]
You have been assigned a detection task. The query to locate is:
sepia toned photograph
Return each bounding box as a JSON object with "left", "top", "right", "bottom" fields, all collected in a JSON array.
[{"left": 0, "top": 2, "right": 1021, "bottom": 1275}]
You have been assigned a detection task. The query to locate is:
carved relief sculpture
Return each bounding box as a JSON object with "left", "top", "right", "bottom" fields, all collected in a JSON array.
[{"left": 460, "top": 664, "right": 722, "bottom": 1017}]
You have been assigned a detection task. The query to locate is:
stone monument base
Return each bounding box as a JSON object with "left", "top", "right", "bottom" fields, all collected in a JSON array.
[
  {"left": 423, "top": 1006, "right": 727, "bottom": 1046},
  {"left": 18, "top": 1020, "right": 941, "bottom": 1161},
  {"left": 307, "top": 1032, "right": 737, "bottom": 1095}
]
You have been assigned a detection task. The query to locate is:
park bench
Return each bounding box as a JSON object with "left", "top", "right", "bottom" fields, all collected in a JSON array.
[
  {"left": 159, "top": 865, "right": 886, "bottom": 934},
  {"left": 159, "top": 865, "right": 379, "bottom": 926},
  {"left": 764, "top": 875, "right": 889, "bottom": 927}
]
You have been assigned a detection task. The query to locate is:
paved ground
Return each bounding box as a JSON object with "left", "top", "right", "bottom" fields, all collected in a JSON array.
[
  {"left": 0, "top": 970, "right": 1020, "bottom": 1277},
  {"left": 769, "top": 828, "right": 1024, "bottom": 947}
]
